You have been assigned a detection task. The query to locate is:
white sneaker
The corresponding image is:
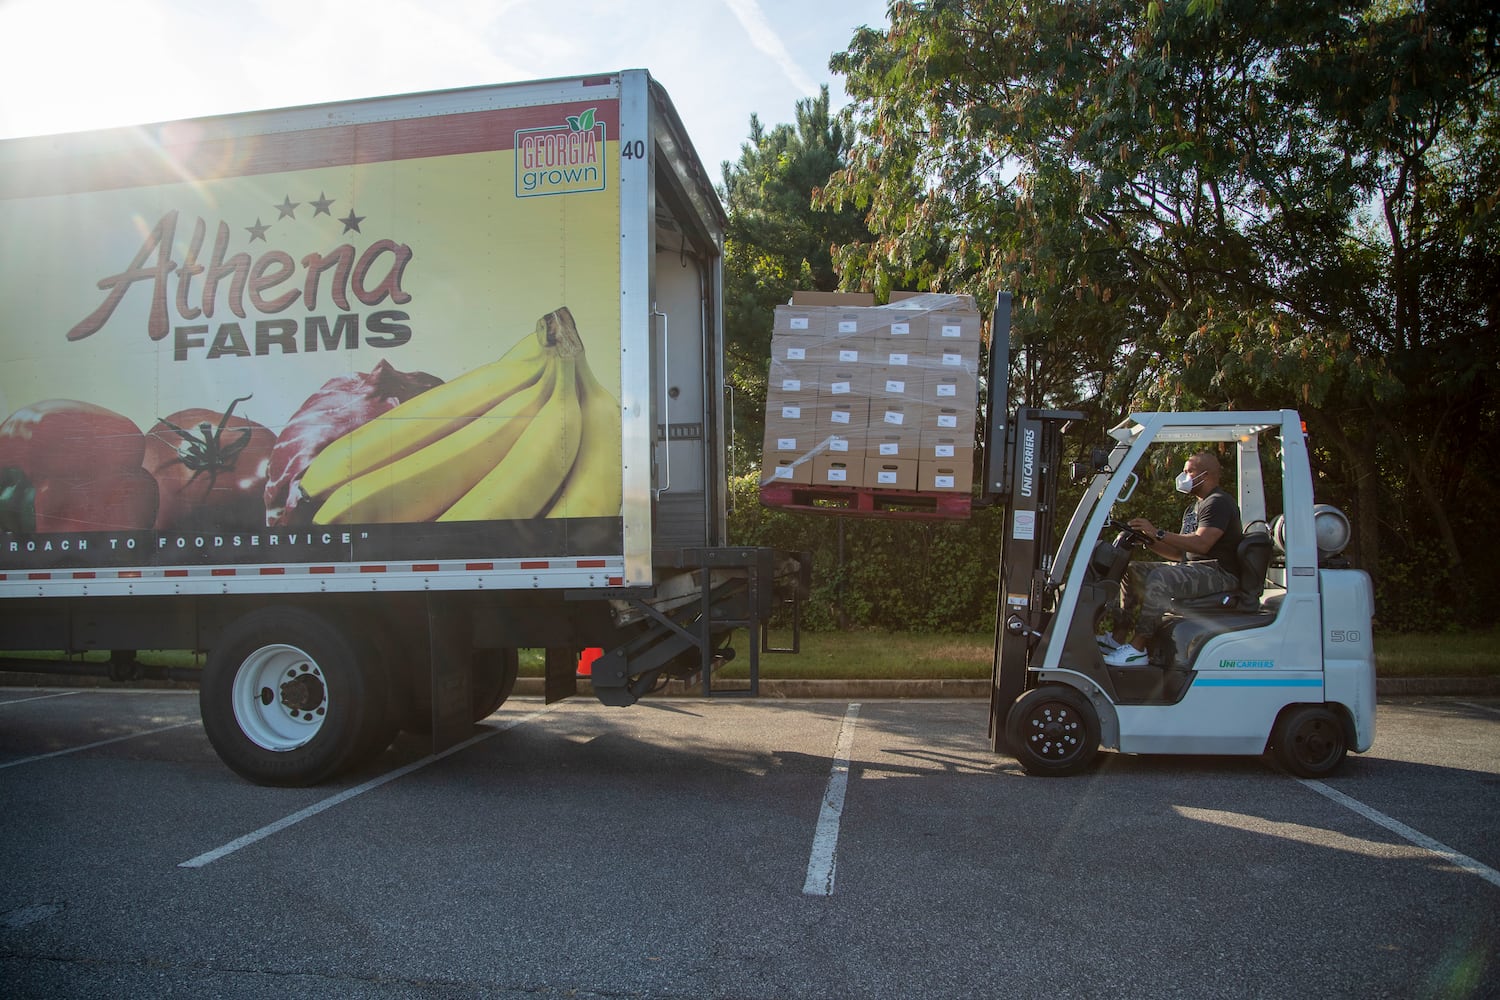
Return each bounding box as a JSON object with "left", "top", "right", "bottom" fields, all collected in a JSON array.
[
  {"left": 1095, "top": 634, "right": 1122, "bottom": 652},
  {"left": 1102, "top": 644, "right": 1148, "bottom": 666}
]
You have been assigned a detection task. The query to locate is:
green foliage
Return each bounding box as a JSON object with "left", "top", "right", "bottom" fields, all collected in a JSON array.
[
  {"left": 729, "top": 473, "right": 1006, "bottom": 631},
  {"left": 818, "top": 0, "right": 1500, "bottom": 628}
]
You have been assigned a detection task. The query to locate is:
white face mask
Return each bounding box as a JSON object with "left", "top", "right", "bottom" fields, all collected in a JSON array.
[{"left": 1175, "top": 470, "right": 1203, "bottom": 495}]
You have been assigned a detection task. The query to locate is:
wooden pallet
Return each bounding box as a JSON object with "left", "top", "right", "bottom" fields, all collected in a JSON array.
[{"left": 759, "top": 483, "right": 973, "bottom": 521}]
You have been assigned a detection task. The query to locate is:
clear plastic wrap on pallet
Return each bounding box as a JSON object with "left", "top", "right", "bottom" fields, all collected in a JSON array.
[{"left": 760, "top": 293, "right": 980, "bottom": 494}]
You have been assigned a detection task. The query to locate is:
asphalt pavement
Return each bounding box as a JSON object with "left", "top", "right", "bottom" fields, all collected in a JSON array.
[{"left": 0, "top": 690, "right": 1496, "bottom": 999}]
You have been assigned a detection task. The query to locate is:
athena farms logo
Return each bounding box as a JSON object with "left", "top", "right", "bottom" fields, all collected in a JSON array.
[{"left": 515, "top": 108, "right": 607, "bottom": 198}]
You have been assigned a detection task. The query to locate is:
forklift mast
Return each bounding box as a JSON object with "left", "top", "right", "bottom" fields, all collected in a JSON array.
[{"left": 981, "top": 292, "right": 1082, "bottom": 748}]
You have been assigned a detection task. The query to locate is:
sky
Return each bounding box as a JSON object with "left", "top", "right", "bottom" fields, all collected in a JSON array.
[{"left": 0, "top": 0, "right": 891, "bottom": 185}]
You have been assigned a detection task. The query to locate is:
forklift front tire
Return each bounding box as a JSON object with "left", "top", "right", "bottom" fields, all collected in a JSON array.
[
  {"left": 1271, "top": 705, "right": 1348, "bottom": 777},
  {"left": 1007, "top": 685, "right": 1101, "bottom": 776}
]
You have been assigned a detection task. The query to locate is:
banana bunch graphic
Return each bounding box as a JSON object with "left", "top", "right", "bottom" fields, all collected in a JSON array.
[{"left": 300, "top": 307, "right": 622, "bottom": 524}]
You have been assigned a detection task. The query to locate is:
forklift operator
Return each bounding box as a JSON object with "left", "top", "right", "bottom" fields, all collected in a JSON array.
[{"left": 1100, "top": 451, "right": 1243, "bottom": 666}]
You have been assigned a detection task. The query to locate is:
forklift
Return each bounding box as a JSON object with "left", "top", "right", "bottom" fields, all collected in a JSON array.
[{"left": 981, "top": 293, "right": 1375, "bottom": 777}]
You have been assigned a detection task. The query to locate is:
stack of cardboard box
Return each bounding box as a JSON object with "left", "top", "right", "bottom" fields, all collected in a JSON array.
[{"left": 760, "top": 292, "right": 981, "bottom": 494}]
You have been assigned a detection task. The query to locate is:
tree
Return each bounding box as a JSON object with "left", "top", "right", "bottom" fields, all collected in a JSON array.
[
  {"left": 825, "top": 0, "right": 1500, "bottom": 627},
  {"left": 720, "top": 87, "right": 871, "bottom": 473}
]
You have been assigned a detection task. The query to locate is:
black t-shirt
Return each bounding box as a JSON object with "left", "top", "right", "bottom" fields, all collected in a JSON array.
[{"left": 1181, "top": 487, "right": 1242, "bottom": 568}]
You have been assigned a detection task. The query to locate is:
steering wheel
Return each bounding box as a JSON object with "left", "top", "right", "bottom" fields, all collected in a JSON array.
[{"left": 1105, "top": 518, "right": 1154, "bottom": 547}]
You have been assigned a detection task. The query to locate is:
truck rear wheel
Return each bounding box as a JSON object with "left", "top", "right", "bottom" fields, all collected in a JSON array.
[
  {"left": 1007, "top": 685, "right": 1101, "bottom": 776},
  {"left": 472, "top": 648, "right": 520, "bottom": 721},
  {"left": 1272, "top": 705, "right": 1348, "bottom": 778},
  {"left": 201, "top": 607, "right": 392, "bottom": 787}
]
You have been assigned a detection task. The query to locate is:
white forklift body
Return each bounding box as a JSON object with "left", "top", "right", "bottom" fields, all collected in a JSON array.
[{"left": 983, "top": 310, "right": 1376, "bottom": 776}]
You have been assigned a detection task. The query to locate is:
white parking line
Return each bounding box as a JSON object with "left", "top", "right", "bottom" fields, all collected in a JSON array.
[
  {"left": 0, "top": 720, "right": 199, "bottom": 770},
  {"left": 179, "top": 703, "right": 562, "bottom": 869},
  {"left": 1455, "top": 701, "right": 1500, "bottom": 718},
  {"left": 803, "top": 702, "right": 860, "bottom": 897},
  {"left": 1299, "top": 779, "right": 1500, "bottom": 889},
  {"left": 0, "top": 691, "right": 82, "bottom": 707}
]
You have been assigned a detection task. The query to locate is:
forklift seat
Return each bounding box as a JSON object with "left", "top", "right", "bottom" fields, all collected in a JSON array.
[{"left": 1170, "top": 530, "right": 1274, "bottom": 613}]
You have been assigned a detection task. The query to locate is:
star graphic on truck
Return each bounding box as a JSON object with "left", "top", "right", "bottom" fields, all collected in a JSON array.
[
  {"left": 245, "top": 218, "right": 270, "bottom": 242},
  {"left": 339, "top": 210, "right": 365, "bottom": 234},
  {"left": 275, "top": 196, "right": 299, "bottom": 219}
]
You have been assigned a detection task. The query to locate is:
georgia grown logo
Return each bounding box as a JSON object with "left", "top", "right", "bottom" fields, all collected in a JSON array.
[{"left": 515, "top": 107, "right": 607, "bottom": 198}]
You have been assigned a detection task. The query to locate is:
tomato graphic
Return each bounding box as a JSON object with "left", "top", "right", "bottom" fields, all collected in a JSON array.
[
  {"left": 143, "top": 396, "right": 275, "bottom": 531},
  {"left": 0, "top": 398, "right": 159, "bottom": 532}
]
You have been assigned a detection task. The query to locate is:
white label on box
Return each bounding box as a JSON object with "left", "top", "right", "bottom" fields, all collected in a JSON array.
[
  {"left": 831, "top": 409, "right": 851, "bottom": 424},
  {"left": 878, "top": 469, "right": 898, "bottom": 485},
  {"left": 782, "top": 405, "right": 802, "bottom": 419},
  {"left": 782, "top": 378, "right": 802, "bottom": 392},
  {"left": 790, "top": 317, "right": 809, "bottom": 330},
  {"left": 891, "top": 322, "right": 910, "bottom": 336},
  {"left": 786, "top": 346, "right": 807, "bottom": 361},
  {"left": 936, "top": 444, "right": 955, "bottom": 458},
  {"left": 839, "top": 348, "right": 859, "bottom": 362},
  {"left": 942, "top": 352, "right": 962, "bottom": 366},
  {"left": 838, "top": 320, "right": 858, "bottom": 334},
  {"left": 774, "top": 465, "right": 793, "bottom": 479},
  {"left": 830, "top": 380, "right": 851, "bottom": 394},
  {"left": 937, "top": 413, "right": 958, "bottom": 428},
  {"left": 777, "top": 437, "right": 797, "bottom": 450},
  {"left": 937, "top": 382, "right": 957, "bottom": 397},
  {"left": 941, "top": 323, "right": 962, "bottom": 338},
  {"left": 884, "top": 410, "right": 905, "bottom": 425},
  {"left": 829, "top": 437, "right": 849, "bottom": 452},
  {"left": 827, "top": 467, "right": 848, "bottom": 482},
  {"left": 885, "top": 379, "right": 906, "bottom": 394},
  {"left": 888, "top": 352, "right": 908, "bottom": 366},
  {"left": 934, "top": 474, "right": 956, "bottom": 489},
  {"left": 879, "top": 442, "right": 899, "bottom": 456}
]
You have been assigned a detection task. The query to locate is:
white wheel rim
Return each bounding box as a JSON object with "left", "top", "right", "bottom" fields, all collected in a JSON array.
[{"left": 231, "top": 644, "right": 328, "bottom": 752}]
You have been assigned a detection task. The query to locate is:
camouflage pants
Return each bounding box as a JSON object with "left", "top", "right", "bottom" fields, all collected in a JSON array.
[{"left": 1119, "top": 560, "right": 1239, "bottom": 639}]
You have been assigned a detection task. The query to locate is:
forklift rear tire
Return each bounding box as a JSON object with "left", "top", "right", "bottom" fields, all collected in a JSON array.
[
  {"left": 1007, "top": 685, "right": 1101, "bottom": 776},
  {"left": 1272, "top": 705, "right": 1347, "bottom": 777}
]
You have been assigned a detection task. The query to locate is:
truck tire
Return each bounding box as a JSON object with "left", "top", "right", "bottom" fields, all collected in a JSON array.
[
  {"left": 201, "top": 607, "right": 392, "bottom": 787},
  {"left": 399, "top": 647, "right": 522, "bottom": 733},
  {"left": 1271, "top": 705, "right": 1348, "bottom": 778},
  {"left": 472, "top": 648, "right": 520, "bottom": 721},
  {"left": 1007, "top": 685, "right": 1101, "bottom": 776}
]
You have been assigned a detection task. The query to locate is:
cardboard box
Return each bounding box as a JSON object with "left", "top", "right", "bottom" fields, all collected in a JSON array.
[
  {"left": 925, "top": 405, "right": 977, "bottom": 438},
  {"left": 864, "top": 457, "right": 918, "bottom": 490},
  {"left": 816, "top": 398, "right": 869, "bottom": 432},
  {"left": 773, "top": 305, "right": 828, "bottom": 337},
  {"left": 918, "top": 459, "right": 974, "bottom": 493},
  {"left": 814, "top": 429, "right": 864, "bottom": 459},
  {"left": 873, "top": 400, "right": 927, "bottom": 432},
  {"left": 890, "top": 291, "right": 978, "bottom": 310},
  {"left": 770, "top": 334, "right": 823, "bottom": 366},
  {"left": 919, "top": 433, "right": 975, "bottom": 464},
  {"left": 791, "top": 290, "right": 875, "bottom": 307},
  {"left": 761, "top": 455, "right": 811, "bottom": 485},
  {"left": 828, "top": 309, "right": 878, "bottom": 339},
  {"left": 874, "top": 367, "right": 923, "bottom": 404},
  {"left": 931, "top": 339, "right": 980, "bottom": 374},
  {"left": 865, "top": 428, "right": 922, "bottom": 461},
  {"left": 821, "top": 336, "right": 876, "bottom": 366},
  {"left": 871, "top": 343, "right": 928, "bottom": 370},
  {"left": 812, "top": 454, "right": 860, "bottom": 486},
  {"left": 870, "top": 310, "right": 928, "bottom": 341},
  {"left": 764, "top": 396, "right": 819, "bottom": 435},
  {"left": 924, "top": 369, "right": 979, "bottom": 408},
  {"left": 928, "top": 309, "right": 983, "bottom": 343},
  {"left": 818, "top": 364, "right": 873, "bottom": 400}
]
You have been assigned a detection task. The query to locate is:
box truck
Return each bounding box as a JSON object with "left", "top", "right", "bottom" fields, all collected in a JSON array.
[{"left": 0, "top": 71, "right": 798, "bottom": 785}]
